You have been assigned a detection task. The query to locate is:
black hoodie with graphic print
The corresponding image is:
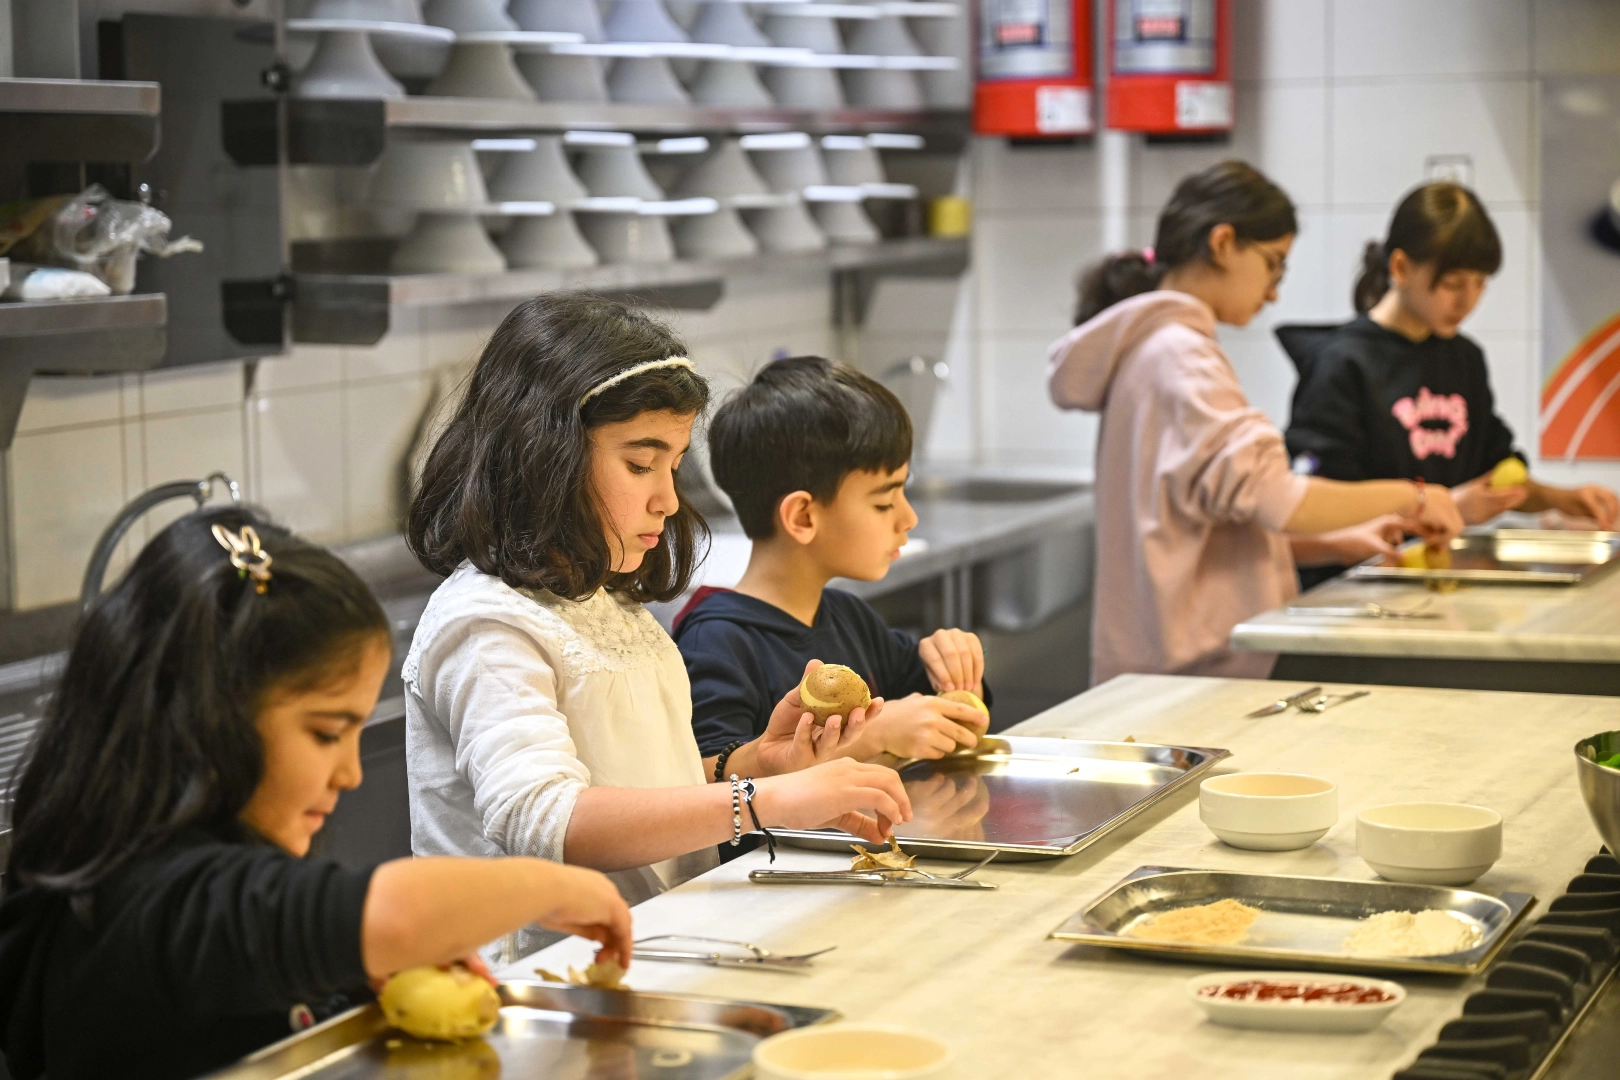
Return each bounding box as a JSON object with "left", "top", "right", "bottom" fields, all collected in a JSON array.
[{"left": 1282, "top": 316, "right": 1521, "bottom": 487}]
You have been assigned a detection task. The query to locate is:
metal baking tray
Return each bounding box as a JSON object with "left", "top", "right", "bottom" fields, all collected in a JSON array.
[
  {"left": 1050, "top": 865, "right": 1537, "bottom": 976},
  {"left": 774, "top": 735, "right": 1229, "bottom": 862},
  {"left": 201, "top": 982, "right": 838, "bottom": 1080},
  {"left": 1348, "top": 529, "right": 1620, "bottom": 585}
]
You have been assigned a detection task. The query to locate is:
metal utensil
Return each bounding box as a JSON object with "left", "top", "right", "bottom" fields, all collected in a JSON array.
[
  {"left": 1298, "top": 690, "right": 1371, "bottom": 714},
  {"left": 749, "top": 853, "right": 999, "bottom": 889},
  {"left": 1245, "top": 686, "right": 1324, "bottom": 719},
  {"left": 631, "top": 935, "right": 835, "bottom": 970},
  {"left": 1286, "top": 600, "right": 1439, "bottom": 620},
  {"left": 749, "top": 868, "right": 999, "bottom": 889}
]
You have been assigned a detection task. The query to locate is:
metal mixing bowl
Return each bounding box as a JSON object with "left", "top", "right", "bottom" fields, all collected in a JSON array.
[{"left": 1574, "top": 731, "right": 1620, "bottom": 855}]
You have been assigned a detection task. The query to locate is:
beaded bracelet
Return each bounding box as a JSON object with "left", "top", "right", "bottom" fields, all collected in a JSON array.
[
  {"left": 713, "top": 740, "right": 746, "bottom": 783},
  {"left": 728, "top": 777, "right": 744, "bottom": 847}
]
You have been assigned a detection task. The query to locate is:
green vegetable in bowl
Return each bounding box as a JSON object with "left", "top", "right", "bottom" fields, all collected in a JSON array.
[{"left": 1597, "top": 752, "right": 1620, "bottom": 770}]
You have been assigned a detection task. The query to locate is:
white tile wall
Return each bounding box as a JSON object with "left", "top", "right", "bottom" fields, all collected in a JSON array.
[
  {"left": 252, "top": 387, "right": 346, "bottom": 544},
  {"left": 1329, "top": 0, "right": 1531, "bottom": 80},
  {"left": 1329, "top": 78, "right": 1537, "bottom": 207},
  {"left": 1233, "top": 0, "right": 1328, "bottom": 85}
]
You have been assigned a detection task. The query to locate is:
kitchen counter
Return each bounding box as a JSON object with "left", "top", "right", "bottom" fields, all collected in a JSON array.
[
  {"left": 502, "top": 673, "right": 1620, "bottom": 1079},
  {"left": 1230, "top": 560, "right": 1620, "bottom": 695}
]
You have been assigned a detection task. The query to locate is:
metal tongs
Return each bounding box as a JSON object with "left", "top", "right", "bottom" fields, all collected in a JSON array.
[
  {"left": 631, "top": 935, "right": 835, "bottom": 971},
  {"left": 1285, "top": 599, "right": 1440, "bottom": 620},
  {"left": 750, "top": 851, "right": 999, "bottom": 890}
]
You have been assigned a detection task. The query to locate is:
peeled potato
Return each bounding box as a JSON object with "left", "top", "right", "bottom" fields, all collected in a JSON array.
[
  {"left": 380, "top": 966, "right": 501, "bottom": 1042},
  {"left": 799, "top": 664, "right": 871, "bottom": 724},
  {"left": 1490, "top": 457, "right": 1528, "bottom": 490},
  {"left": 1398, "top": 544, "right": 1428, "bottom": 570},
  {"left": 938, "top": 689, "right": 989, "bottom": 719}
]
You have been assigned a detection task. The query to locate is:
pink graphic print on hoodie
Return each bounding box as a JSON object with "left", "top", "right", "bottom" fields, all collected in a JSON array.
[{"left": 1390, "top": 386, "right": 1469, "bottom": 460}]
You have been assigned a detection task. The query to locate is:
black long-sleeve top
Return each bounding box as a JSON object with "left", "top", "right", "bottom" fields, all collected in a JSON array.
[{"left": 0, "top": 831, "right": 374, "bottom": 1080}]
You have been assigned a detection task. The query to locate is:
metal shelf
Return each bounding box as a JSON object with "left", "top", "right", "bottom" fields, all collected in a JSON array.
[
  {"left": 291, "top": 236, "right": 968, "bottom": 344},
  {"left": 0, "top": 294, "right": 169, "bottom": 448},
  {"left": 223, "top": 98, "right": 972, "bottom": 166},
  {"left": 0, "top": 77, "right": 162, "bottom": 163}
]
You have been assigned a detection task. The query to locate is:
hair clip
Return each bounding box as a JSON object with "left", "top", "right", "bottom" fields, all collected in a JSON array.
[
  {"left": 579, "top": 356, "right": 696, "bottom": 406},
  {"left": 1141, "top": 245, "right": 1156, "bottom": 264},
  {"left": 211, "top": 524, "right": 273, "bottom": 594}
]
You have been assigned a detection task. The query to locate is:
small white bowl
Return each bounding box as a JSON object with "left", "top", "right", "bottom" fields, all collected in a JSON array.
[
  {"left": 1199, "top": 773, "right": 1339, "bottom": 851},
  {"left": 754, "top": 1024, "right": 953, "bottom": 1080},
  {"left": 1356, "top": 803, "right": 1503, "bottom": 886},
  {"left": 1187, "top": 971, "right": 1405, "bottom": 1033}
]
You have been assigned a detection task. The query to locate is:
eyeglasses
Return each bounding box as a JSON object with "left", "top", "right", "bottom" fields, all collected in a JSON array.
[{"left": 1256, "top": 246, "right": 1289, "bottom": 285}]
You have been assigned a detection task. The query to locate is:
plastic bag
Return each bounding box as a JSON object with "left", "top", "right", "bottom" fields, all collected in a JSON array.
[
  {"left": 3, "top": 263, "right": 112, "bottom": 301},
  {"left": 49, "top": 185, "right": 202, "bottom": 295}
]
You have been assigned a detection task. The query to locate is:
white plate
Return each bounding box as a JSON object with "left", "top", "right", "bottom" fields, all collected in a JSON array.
[
  {"left": 1187, "top": 971, "right": 1405, "bottom": 1033},
  {"left": 286, "top": 18, "right": 456, "bottom": 41}
]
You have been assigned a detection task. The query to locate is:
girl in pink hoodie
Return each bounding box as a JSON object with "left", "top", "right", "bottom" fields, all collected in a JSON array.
[{"left": 1048, "top": 161, "right": 1465, "bottom": 685}]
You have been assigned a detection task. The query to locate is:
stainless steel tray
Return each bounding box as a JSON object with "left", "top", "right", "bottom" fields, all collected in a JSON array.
[
  {"left": 1348, "top": 529, "right": 1620, "bottom": 585},
  {"left": 1050, "top": 865, "right": 1537, "bottom": 976},
  {"left": 774, "top": 735, "right": 1229, "bottom": 861},
  {"left": 202, "top": 982, "right": 838, "bottom": 1080}
]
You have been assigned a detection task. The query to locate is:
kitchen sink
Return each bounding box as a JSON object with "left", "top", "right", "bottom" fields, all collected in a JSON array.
[{"left": 908, "top": 477, "right": 1086, "bottom": 503}]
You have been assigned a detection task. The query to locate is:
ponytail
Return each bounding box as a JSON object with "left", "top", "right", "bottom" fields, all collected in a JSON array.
[
  {"left": 1072, "top": 160, "right": 1297, "bottom": 325},
  {"left": 1353, "top": 241, "right": 1389, "bottom": 314},
  {"left": 1075, "top": 251, "right": 1162, "bottom": 325},
  {"left": 1353, "top": 181, "right": 1502, "bottom": 313}
]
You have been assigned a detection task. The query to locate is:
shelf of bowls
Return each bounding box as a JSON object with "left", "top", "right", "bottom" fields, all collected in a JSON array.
[
  {"left": 362, "top": 120, "right": 925, "bottom": 273},
  {"left": 285, "top": 0, "right": 962, "bottom": 113}
]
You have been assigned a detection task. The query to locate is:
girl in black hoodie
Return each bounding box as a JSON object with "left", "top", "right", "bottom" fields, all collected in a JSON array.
[
  {"left": 0, "top": 507, "right": 631, "bottom": 1080},
  {"left": 1285, "top": 183, "right": 1617, "bottom": 581}
]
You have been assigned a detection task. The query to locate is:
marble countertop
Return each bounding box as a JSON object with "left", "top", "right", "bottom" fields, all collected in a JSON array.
[
  {"left": 500, "top": 674, "right": 1620, "bottom": 1079},
  {"left": 1231, "top": 562, "right": 1620, "bottom": 662}
]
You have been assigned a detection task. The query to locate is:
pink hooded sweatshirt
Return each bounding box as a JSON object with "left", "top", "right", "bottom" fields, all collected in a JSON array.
[{"left": 1048, "top": 291, "right": 1308, "bottom": 685}]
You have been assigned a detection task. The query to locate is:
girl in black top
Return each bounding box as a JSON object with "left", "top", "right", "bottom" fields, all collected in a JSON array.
[
  {"left": 1285, "top": 182, "right": 1618, "bottom": 582},
  {"left": 0, "top": 507, "right": 633, "bottom": 1080}
]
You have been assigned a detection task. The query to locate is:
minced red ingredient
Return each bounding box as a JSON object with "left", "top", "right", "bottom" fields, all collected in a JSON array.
[{"left": 1197, "top": 980, "right": 1395, "bottom": 1005}]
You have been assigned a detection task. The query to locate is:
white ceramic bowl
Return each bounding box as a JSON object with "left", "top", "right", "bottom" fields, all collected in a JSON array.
[
  {"left": 1198, "top": 772, "right": 1339, "bottom": 851},
  {"left": 753, "top": 1025, "right": 953, "bottom": 1080},
  {"left": 1187, "top": 972, "right": 1405, "bottom": 1033},
  {"left": 1356, "top": 802, "right": 1503, "bottom": 886}
]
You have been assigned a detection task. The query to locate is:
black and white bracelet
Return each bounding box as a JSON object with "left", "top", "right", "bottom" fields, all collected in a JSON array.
[
  {"left": 736, "top": 776, "right": 777, "bottom": 863},
  {"left": 728, "top": 776, "right": 744, "bottom": 847}
]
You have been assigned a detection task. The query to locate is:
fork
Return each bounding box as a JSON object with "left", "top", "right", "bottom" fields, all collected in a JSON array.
[
  {"left": 631, "top": 935, "right": 836, "bottom": 969},
  {"left": 1297, "top": 690, "right": 1371, "bottom": 714},
  {"left": 907, "top": 851, "right": 998, "bottom": 882}
]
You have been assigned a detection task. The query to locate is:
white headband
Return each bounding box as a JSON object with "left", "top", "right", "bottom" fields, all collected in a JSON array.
[{"left": 579, "top": 356, "right": 695, "bottom": 406}]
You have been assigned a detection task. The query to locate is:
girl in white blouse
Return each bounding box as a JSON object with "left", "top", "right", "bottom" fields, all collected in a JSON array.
[{"left": 403, "top": 295, "right": 911, "bottom": 956}]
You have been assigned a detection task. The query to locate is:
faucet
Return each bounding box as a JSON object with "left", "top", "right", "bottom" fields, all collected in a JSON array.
[{"left": 80, "top": 472, "right": 242, "bottom": 608}]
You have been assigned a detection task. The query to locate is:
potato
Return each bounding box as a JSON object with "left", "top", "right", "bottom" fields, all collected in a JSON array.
[
  {"left": 798, "top": 664, "right": 871, "bottom": 724},
  {"left": 380, "top": 966, "right": 501, "bottom": 1042},
  {"left": 938, "top": 689, "right": 989, "bottom": 719},
  {"left": 1489, "top": 457, "right": 1528, "bottom": 490}
]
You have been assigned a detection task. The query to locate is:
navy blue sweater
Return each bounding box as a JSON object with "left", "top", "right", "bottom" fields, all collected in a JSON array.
[{"left": 675, "top": 588, "right": 949, "bottom": 757}]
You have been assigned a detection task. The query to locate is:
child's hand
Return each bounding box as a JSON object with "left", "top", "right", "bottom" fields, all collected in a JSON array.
[
  {"left": 753, "top": 758, "right": 912, "bottom": 843},
  {"left": 865, "top": 693, "right": 986, "bottom": 759},
  {"left": 918, "top": 628, "right": 984, "bottom": 694},
  {"left": 1554, "top": 484, "right": 1620, "bottom": 530},
  {"left": 1453, "top": 475, "right": 1528, "bottom": 524}
]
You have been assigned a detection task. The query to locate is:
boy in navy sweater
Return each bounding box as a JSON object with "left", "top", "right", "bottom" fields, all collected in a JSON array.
[{"left": 675, "top": 355, "right": 990, "bottom": 764}]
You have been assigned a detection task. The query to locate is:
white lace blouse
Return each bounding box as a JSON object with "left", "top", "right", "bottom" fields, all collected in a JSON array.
[{"left": 403, "top": 562, "right": 717, "bottom": 925}]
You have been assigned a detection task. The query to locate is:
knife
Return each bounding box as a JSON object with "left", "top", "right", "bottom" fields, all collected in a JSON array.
[{"left": 1244, "top": 686, "right": 1324, "bottom": 719}]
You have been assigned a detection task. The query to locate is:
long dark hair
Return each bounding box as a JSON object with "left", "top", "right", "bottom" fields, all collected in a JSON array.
[
  {"left": 7, "top": 507, "right": 388, "bottom": 892},
  {"left": 407, "top": 294, "right": 710, "bottom": 603},
  {"left": 1352, "top": 181, "right": 1502, "bottom": 313},
  {"left": 1074, "top": 160, "right": 1298, "bottom": 324}
]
